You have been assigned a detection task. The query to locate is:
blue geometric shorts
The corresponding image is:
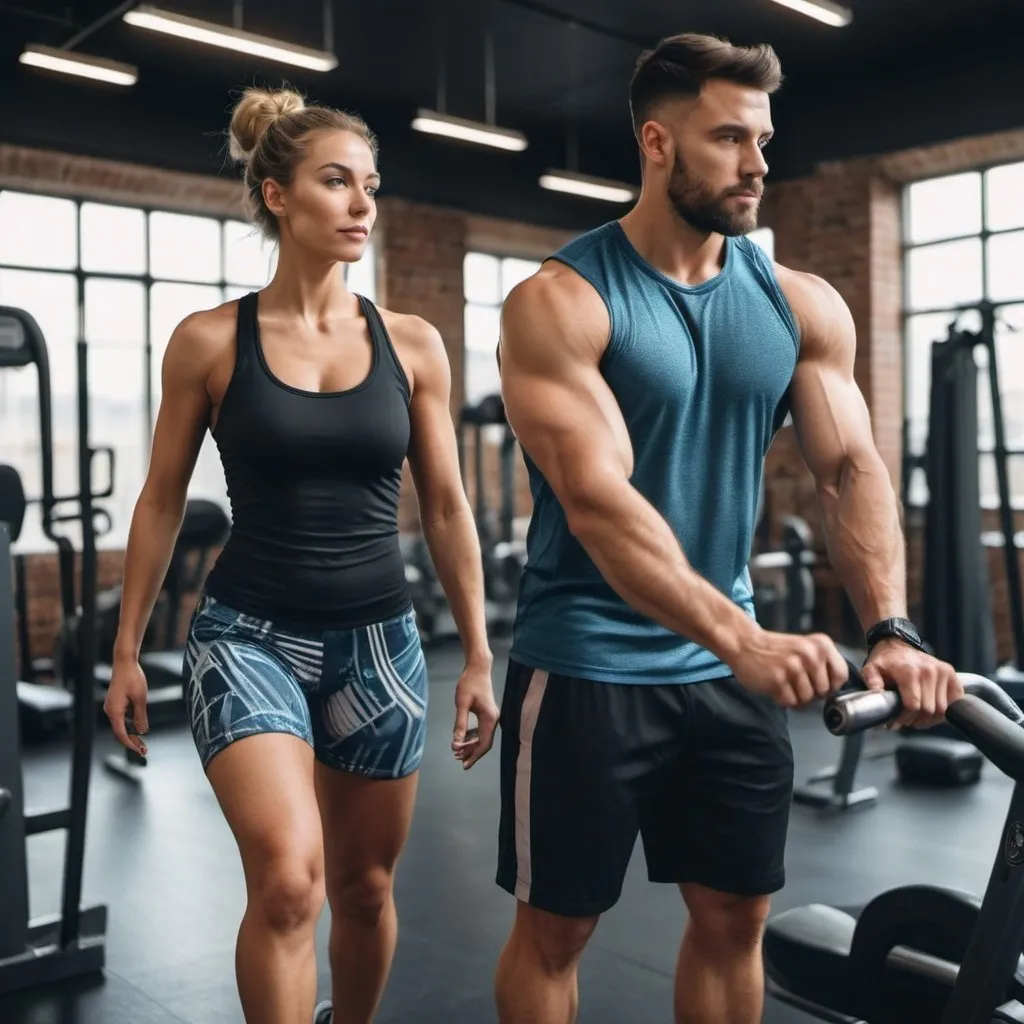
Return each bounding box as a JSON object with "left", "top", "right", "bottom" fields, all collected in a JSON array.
[{"left": 183, "top": 593, "right": 428, "bottom": 779}]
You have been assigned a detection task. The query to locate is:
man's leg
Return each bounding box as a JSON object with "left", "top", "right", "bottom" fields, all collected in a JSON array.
[
  {"left": 495, "top": 902, "right": 599, "bottom": 1024},
  {"left": 675, "top": 884, "right": 771, "bottom": 1024},
  {"left": 493, "top": 661, "right": 645, "bottom": 1024},
  {"left": 639, "top": 675, "right": 794, "bottom": 1024}
]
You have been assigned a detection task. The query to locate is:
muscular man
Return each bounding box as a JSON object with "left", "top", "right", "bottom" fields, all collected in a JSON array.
[{"left": 493, "top": 31, "right": 962, "bottom": 1024}]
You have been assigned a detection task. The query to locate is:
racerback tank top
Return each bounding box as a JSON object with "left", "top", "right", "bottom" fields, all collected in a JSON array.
[{"left": 202, "top": 290, "right": 412, "bottom": 630}]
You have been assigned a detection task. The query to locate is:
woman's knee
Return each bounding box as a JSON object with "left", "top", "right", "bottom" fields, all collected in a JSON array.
[
  {"left": 331, "top": 865, "right": 394, "bottom": 927},
  {"left": 253, "top": 855, "right": 326, "bottom": 934}
]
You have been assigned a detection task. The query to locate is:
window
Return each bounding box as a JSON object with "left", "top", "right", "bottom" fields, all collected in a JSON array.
[
  {"left": 903, "top": 163, "right": 1024, "bottom": 507},
  {"left": 463, "top": 252, "right": 540, "bottom": 407},
  {"left": 0, "top": 189, "right": 377, "bottom": 552}
]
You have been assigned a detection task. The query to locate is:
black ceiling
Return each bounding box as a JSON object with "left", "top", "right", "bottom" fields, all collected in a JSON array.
[{"left": 1, "top": 0, "right": 1021, "bottom": 231}]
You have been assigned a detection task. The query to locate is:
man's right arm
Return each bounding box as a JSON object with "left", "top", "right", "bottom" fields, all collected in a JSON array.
[{"left": 499, "top": 266, "right": 847, "bottom": 705}]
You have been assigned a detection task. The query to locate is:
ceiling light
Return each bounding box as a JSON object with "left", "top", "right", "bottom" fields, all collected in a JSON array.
[
  {"left": 767, "top": 0, "right": 852, "bottom": 27},
  {"left": 411, "top": 110, "right": 528, "bottom": 152},
  {"left": 123, "top": 4, "right": 338, "bottom": 72},
  {"left": 19, "top": 43, "right": 138, "bottom": 86},
  {"left": 539, "top": 170, "right": 637, "bottom": 204}
]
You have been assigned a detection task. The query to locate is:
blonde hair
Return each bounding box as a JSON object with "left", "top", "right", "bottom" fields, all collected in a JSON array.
[{"left": 228, "top": 86, "right": 379, "bottom": 240}]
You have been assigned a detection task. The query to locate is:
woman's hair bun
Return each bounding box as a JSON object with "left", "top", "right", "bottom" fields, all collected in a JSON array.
[{"left": 228, "top": 87, "right": 306, "bottom": 162}]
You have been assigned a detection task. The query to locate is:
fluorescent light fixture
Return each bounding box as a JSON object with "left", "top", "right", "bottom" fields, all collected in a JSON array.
[
  {"left": 767, "top": 0, "right": 852, "bottom": 27},
  {"left": 19, "top": 43, "right": 138, "bottom": 86},
  {"left": 411, "top": 110, "right": 527, "bottom": 152},
  {"left": 123, "top": 4, "right": 338, "bottom": 72},
  {"left": 539, "top": 170, "right": 637, "bottom": 204}
]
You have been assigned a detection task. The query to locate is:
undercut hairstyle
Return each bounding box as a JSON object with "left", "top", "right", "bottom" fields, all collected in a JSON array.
[
  {"left": 228, "top": 86, "right": 379, "bottom": 240},
  {"left": 629, "top": 32, "right": 783, "bottom": 135}
]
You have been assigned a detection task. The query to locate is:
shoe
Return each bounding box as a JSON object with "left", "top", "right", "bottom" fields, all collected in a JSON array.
[{"left": 313, "top": 1000, "right": 332, "bottom": 1024}]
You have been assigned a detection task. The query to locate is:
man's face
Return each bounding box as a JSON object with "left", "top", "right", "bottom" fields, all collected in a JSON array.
[{"left": 653, "top": 79, "right": 774, "bottom": 236}]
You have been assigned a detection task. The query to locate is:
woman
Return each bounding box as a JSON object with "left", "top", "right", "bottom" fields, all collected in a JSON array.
[{"left": 104, "top": 87, "right": 499, "bottom": 1024}]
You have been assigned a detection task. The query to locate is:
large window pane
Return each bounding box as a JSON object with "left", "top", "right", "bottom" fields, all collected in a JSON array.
[
  {"left": 986, "top": 230, "right": 1024, "bottom": 303},
  {"left": 89, "top": 342, "right": 146, "bottom": 548},
  {"left": 980, "top": 453, "right": 1024, "bottom": 507},
  {"left": 150, "top": 283, "right": 223, "bottom": 405},
  {"left": 85, "top": 278, "right": 147, "bottom": 546},
  {"left": 80, "top": 203, "right": 146, "bottom": 274},
  {"left": 906, "top": 237, "right": 983, "bottom": 312},
  {"left": 986, "top": 161, "right": 1024, "bottom": 233},
  {"left": 224, "top": 220, "right": 276, "bottom": 286},
  {"left": 500, "top": 257, "right": 541, "bottom": 299},
  {"left": 0, "top": 191, "right": 77, "bottom": 270},
  {"left": 464, "top": 253, "right": 500, "bottom": 304},
  {"left": 465, "top": 348, "right": 502, "bottom": 407},
  {"left": 906, "top": 172, "right": 981, "bottom": 245},
  {"left": 465, "top": 302, "right": 501, "bottom": 354},
  {"left": 0, "top": 269, "right": 79, "bottom": 545},
  {"left": 149, "top": 212, "right": 221, "bottom": 283},
  {"left": 85, "top": 278, "right": 146, "bottom": 346}
]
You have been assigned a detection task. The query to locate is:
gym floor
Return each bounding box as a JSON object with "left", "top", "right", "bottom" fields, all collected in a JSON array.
[{"left": 2, "top": 640, "right": 1012, "bottom": 1024}]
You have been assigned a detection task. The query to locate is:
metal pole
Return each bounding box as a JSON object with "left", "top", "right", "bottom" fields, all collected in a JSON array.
[
  {"left": 59, "top": 334, "right": 98, "bottom": 949},
  {"left": 61, "top": 0, "right": 140, "bottom": 52}
]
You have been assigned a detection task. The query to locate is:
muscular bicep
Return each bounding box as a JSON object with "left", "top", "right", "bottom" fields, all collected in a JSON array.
[
  {"left": 499, "top": 274, "right": 632, "bottom": 517},
  {"left": 784, "top": 272, "right": 879, "bottom": 491},
  {"left": 141, "top": 318, "right": 217, "bottom": 511}
]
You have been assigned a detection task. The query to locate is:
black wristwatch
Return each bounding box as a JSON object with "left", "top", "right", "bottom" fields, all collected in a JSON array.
[{"left": 866, "top": 617, "right": 924, "bottom": 653}]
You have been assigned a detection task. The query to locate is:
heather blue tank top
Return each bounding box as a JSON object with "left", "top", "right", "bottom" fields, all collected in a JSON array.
[{"left": 510, "top": 222, "right": 800, "bottom": 685}]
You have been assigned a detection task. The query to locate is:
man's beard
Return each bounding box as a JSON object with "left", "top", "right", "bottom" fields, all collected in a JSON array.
[{"left": 666, "top": 152, "right": 761, "bottom": 236}]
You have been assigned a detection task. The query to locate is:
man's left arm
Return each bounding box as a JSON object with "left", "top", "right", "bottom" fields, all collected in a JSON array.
[{"left": 778, "top": 267, "right": 962, "bottom": 727}]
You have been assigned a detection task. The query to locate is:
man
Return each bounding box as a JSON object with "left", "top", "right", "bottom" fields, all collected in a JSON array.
[{"left": 492, "top": 31, "right": 963, "bottom": 1024}]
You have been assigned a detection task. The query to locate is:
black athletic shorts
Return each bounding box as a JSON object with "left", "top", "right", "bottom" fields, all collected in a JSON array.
[{"left": 496, "top": 658, "right": 794, "bottom": 918}]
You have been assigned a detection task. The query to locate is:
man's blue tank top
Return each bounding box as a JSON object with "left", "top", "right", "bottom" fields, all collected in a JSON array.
[{"left": 510, "top": 221, "right": 800, "bottom": 685}]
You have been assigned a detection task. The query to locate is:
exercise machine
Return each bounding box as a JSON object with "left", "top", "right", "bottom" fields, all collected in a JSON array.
[
  {"left": 459, "top": 393, "right": 527, "bottom": 632},
  {"left": 0, "top": 305, "right": 108, "bottom": 994},
  {"left": 764, "top": 666, "right": 1024, "bottom": 1023},
  {"left": 908, "top": 306, "right": 1024, "bottom": 692}
]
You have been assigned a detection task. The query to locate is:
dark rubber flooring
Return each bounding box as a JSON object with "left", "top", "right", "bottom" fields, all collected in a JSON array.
[{"left": 0, "top": 639, "right": 1014, "bottom": 1022}]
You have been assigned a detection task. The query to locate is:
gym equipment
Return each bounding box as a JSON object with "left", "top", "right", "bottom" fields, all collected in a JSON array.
[
  {"left": 908, "top": 305, "right": 1023, "bottom": 693},
  {"left": 0, "top": 465, "right": 71, "bottom": 742},
  {"left": 459, "top": 393, "right": 527, "bottom": 633},
  {"left": 102, "top": 496, "right": 229, "bottom": 779},
  {"left": 750, "top": 513, "right": 817, "bottom": 634},
  {"left": 790, "top": 644, "right": 899, "bottom": 812},
  {"left": 3, "top": 304, "right": 115, "bottom": 743},
  {"left": 0, "top": 305, "right": 108, "bottom": 994},
  {"left": 401, "top": 533, "right": 448, "bottom": 643},
  {"left": 764, "top": 667, "right": 1024, "bottom": 1023}
]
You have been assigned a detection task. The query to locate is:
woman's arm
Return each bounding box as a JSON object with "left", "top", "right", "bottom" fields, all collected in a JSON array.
[
  {"left": 399, "top": 314, "right": 498, "bottom": 768},
  {"left": 105, "top": 309, "right": 226, "bottom": 752}
]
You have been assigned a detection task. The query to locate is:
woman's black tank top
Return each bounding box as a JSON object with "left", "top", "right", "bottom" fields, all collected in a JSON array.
[{"left": 202, "top": 290, "right": 412, "bottom": 630}]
